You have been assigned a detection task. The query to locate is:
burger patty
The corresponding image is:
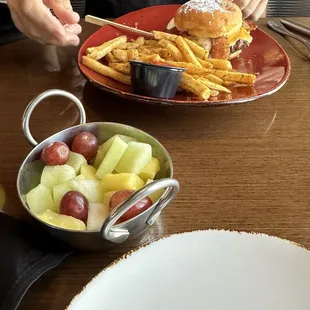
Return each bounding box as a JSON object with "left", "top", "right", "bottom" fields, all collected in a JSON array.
[{"left": 230, "top": 40, "right": 249, "bottom": 54}]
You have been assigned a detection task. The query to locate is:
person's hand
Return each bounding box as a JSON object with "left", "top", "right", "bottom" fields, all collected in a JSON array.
[
  {"left": 233, "top": 0, "right": 268, "bottom": 21},
  {"left": 7, "top": 0, "right": 82, "bottom": 46}
]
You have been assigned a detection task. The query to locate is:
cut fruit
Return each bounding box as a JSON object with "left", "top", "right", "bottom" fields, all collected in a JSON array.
[
  {"left": 37, "top": 210, "right": 86, "bottom": 230},
  {"left": 66, "top": 152, "right": 87, "bottom": 174},
  {"left": 146, "top": 179, "right": 165, "bottom": 203},
  {"left": 87, "top": 203, "right": 109, "bottom": 231},
  {"left": 93, "top": 149, "right": 104, "bottom": 169},
  {"left": 139, "top": 157, "right": 160, "bottom": 181},
  {"left": 40, "top": 164, "right": 76, "bottom": 189},
  {"left": 103, "top": 191, "right": 116, "bottom": 207},
  {"left": 101, "top": 173, "right": 144, "bottom": 193},
  {"left": 26, "top": 184, "right": 56, "bottom": 214},
  {"left": 70, "top": 178, "right": 104, "bottom": 203},
  {"left": 116, "top": 141, "right": 152, "bottom": 174},
  {"left": 53, "top": 182, "right": 72, "bottom": 212},
  {"left": 100, "top": 134, "right": 136, "bottom": 155},
  {"left": 96, "top": 136, "right": 128, "bottom": 180},
  {"left": 81, "top": 164, "right": 97, "bottom": 180}
]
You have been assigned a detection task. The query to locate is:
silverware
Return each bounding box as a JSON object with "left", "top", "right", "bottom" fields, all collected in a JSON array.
[
  {"left": 281, "top": 19, "right": 310, "bottom": 39},
  {"left": 85, "top": 15, "right": 154, "bottom": 37},
  {"left": 0, "top": 0, "right": 7, "bottom": 4},
  {"left": 267, "top": 20, "right": 310, "bottom": 60}
]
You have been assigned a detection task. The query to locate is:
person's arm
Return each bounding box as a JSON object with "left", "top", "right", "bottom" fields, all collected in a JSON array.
[
  {"left": 7, "top": 0, "right": 81, "bottom": 46},
  {"left": 233, "top": 0, "right": 268, "bottom": 21}
]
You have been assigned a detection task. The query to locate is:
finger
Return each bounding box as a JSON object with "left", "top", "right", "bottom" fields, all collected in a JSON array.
[
  {"left": 64, "top": 23, "right": 82, "bottom": 36},
  {"left": 242, "top": 0, "right": 262, "bottom": 19},
  {"left": 248, "top": 0, "right": 268, "bottom": 21},
  {"left": 233, "top": 0, "right": 249, "bottom": 10},
  {"left": 46, "top": 0, "right": 80, "bottom": 24},
  {"left": 26, "top": 1, "right": 79, "bottom": 46}
]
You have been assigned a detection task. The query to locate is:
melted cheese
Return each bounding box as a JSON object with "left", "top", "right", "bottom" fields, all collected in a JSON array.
[{"left": 227, "top": 27, "right": 253, "bottom": 46}]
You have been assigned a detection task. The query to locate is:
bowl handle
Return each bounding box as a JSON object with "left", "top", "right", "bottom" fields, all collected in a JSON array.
[
  {"left": 22, "top": 89, "right": 87, "bottom": 147},
  {"left": 101, "top": 178, "right": 179, "bottom": 244}
]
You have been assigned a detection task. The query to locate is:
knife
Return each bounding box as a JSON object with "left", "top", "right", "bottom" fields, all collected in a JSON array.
[{"left": 281, "top": 19, "right": 310, "bottom": 38}]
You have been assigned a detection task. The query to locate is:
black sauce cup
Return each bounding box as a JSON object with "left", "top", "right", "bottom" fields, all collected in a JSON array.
[{"left": 129, "top": 61, "right": 186, "bottom": 99}]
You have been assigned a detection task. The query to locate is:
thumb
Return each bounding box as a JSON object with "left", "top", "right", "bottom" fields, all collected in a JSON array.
[{"left": 45, "top": 0, "right": 80, "bottom": 24}]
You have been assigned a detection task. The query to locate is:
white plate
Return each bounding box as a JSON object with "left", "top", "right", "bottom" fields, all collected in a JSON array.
[{"left": 67, "top": 230, "right": 310, "bottom": 310}]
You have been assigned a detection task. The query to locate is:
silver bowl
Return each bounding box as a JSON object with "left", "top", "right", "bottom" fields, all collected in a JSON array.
[{"left": 17, "top": 89, "right": 179, "bottom": 251}]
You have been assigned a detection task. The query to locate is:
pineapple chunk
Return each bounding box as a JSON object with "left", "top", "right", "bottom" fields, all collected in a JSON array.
[
  {"left": 139, "top": 157, "right": 160, "bottom": 181},
  {"left": 26, "top": 184, "right": 56, "bottom": 214},
  {"left": 53, "top": 182, "right": 72, "bottom": 212},
  {"left": 37, "top": 210, "right": 86, "bottom": 230},
  {"left": 96, "top": 136, "right": 128, "bottom": 180},
  {"left": 93, "top": 149, "right": 104, "bottom": 169},
  {"left": 41, "top": 164, "right": 76, "bottom": 189},
  {"left": 101, "top": 173, "right": 144, "bottom": 193},
  {"left": 81, "top": 164, "right": 97, "bottom": 180},
  {"left": 103, "top": 191, "right": 116, "bottom": 207},
  {"left": 87, "top": 203, "right": 109, "bottom": 231},
  {"left": 146, "top": 179, "right": 165, "bottom": 204},
  {"left": 70, "top": 178, "right": 104, "bottom": 203},
  {"left": 66, "top": 152, "right": 87, "bottom": 174},
  {"left": 100, "top": 134, "right": 136, "bottom": 154},
  {"left": 116, "top": 141, "right": 152, "bottom": 174}
]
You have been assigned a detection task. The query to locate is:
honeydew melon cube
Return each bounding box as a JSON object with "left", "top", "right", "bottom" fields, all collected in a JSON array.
[
  {"left": 37, "top": 210, "right": 86, "bottom": 230},
  {"left": 96, "top": 136, "right": 128, "bottom": 180},
  {"left": 146, "top": 179, "right": 165, "bottom": 204},
  {"left": 139, "top": 157, "right": 160, "bottom": 182},
  {"left": 26, "top": 184, "right": 56, "bottom": 214},
  {"left": 70, "top": 178, "right": 103, "bottom": 203},
  {"left": 66, "top": 152, "right": 87, "bottom": 174},
  {"left": 87, "top": 203, "right": 109, "bottom": 231},
  {"left": 40, "top": 164, "right": 76, "bottom": 189},
  {"left": 115, "top": 142, "right": 152, "bottom": 174},
  {"left": 100, "top": 134, "right": 136, "bottom": 155},
  {"left": 101, "top": 173, "right": 144, "bottom": 193},
  {"left": 103, "top": 191, "right": 116, "bottom": 207},
  {"left": 53, "top": 182, "right": 72, "bottom": 212},
  {"left": 81, "top": 164, "right": 97, "bottom": 180},
  {"left": 93, "top": 149, "right": 104, "bottom": 169}
]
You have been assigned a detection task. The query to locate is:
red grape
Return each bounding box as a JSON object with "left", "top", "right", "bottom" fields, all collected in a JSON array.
[
  {"left": 110, "top": 190, "right": 152, "bottom": 224},
  {"left": 72, "top": 132, "right": 98, "bottom": 160},
  {"left": 41, "top": 142, "right": 70, "bottom": 166},
  {"left": 60, "top": 191, "right": 89, "bottom": 222}
]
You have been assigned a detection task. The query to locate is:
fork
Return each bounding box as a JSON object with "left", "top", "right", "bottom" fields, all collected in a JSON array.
[{"left": 267, "top": 20, "right": 310, "bottom": 60}]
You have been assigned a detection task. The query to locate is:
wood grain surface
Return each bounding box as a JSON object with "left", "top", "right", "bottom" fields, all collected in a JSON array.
[{"left": 0, "top": 18, "right": 310, "bottom": 310}]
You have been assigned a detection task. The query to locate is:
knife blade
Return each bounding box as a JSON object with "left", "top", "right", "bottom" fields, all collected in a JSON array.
[{"left": 281, "top": 19, "right": 310, "bottom": 38}]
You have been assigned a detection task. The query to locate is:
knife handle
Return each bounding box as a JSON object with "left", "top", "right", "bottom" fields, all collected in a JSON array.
[{"left": 281, "top": 19, "right": 310, "bottom": 38}]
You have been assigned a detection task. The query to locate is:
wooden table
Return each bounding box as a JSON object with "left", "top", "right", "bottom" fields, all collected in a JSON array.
[{"left": 1, "top": 18, "right": 310, "bottom": 309}]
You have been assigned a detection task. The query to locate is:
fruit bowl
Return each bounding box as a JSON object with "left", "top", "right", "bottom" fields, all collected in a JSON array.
[{"left": 17, "top": 89, "right": 179, "bottom": 251}]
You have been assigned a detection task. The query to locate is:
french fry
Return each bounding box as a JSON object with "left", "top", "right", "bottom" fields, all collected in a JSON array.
[
  {"left": 118, "top": 37, "right": 145, "bottom": 50},
  {"left": 196, "top": 77, "right": 231, "bottom": 93},
  {"left": 158, "top": 39, "right": 183, "bottom": 61},
  {"left": 112, "top": 49, "right": 128, "bottom": 62},
  {"left": 127, "top": 49, "right": 139, "bottom": 60},
  {"left": 213, "top": 70, "right": 256, "bottom": 84},
  {"left": 175, "top": 36, "right": 202, "bottom": 67},
  {"left": 109, "top": 62, "right": 131, "bottom": 75},
  {"left": 153, "top": 30, "right": 178, "bottom": 42},
  {"left": 200, "top": 58, "right": 232, "bottom": 70},
  {"left": 196, "top": 58, "right": 213, "bottom": 69},
  {"left": 210, "top": 90, "right": 219, "bottom": 97},
  {"left": 86, "top": 36, "right": 122, "bottom": 55},
  {"left": 159, "top": 49, "right": 172, "bottom": 59},
  {"left": 183, "top": 38, "right": 209, "bottom": 60},
  {"left": 204, "top": 74, "right": 223, "bottom": 85},
  {"left": 138, "top": 54, "right": 164, "bottom": 63},
  {"left": 165, "top": 61, "right": 212, "bottom": 75},
  {"left": 144, "top": 39, "right": 161, "bottom": 46},
  {"left": 88, "top": 36, "right": 127, "bottom": 60},
  {"left": 180, "top": 72, "right": 211, "bottom": 100},
  {"left": 105, "top": 52, "right": 118, "bottom": 63},
  {"left": 82, "top": 56, "right": 131, "bottom": 85}
]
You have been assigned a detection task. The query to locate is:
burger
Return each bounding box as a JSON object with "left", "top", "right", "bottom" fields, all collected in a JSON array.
[{"left": 166, "top": 0, "right": 256, "bottom": 60}]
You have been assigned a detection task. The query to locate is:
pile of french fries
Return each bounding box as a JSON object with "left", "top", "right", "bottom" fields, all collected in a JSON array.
[{"left": 82, "top": 31, "right": 256, "bottom": 100}]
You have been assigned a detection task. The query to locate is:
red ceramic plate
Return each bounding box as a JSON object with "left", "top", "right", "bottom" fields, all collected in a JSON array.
[{"left": 78, "top": 5, "right": 291, "bottom": 107}]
